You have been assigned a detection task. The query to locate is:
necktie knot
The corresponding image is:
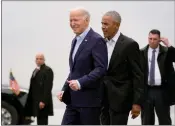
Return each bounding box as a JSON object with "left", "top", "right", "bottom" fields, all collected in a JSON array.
[{"left": 153, "top": 49, "right": 156, "bottom": 53}]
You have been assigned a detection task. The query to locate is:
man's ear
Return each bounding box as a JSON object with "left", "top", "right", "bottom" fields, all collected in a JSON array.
[
  {"left": 113, "top": 22, "right": 120, "bottom": 29},
  {"left": 85, "top": 17, "right": 89, "bottom": 23},
  {"left": 116, "top": 22, "right": 120, "bottom": 28}
]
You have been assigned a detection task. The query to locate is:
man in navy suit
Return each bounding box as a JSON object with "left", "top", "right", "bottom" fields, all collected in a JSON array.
[{"left": 57, "top": 7, "right": 108, "bottom": 125}]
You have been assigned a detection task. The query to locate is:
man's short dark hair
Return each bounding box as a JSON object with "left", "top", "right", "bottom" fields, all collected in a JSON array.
[{"left": 149, "top": 29, "right": 161, "bottom": 37}]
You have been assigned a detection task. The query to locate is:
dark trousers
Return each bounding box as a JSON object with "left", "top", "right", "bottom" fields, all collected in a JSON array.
[
  {"left": 109, "top": 108, "right": 130, "bottom": 125},
  {"left": 100, "top": 106, "right": 130, "bottom": 125},
  {"left": 100, "top": 106, "right": 110, "bottom": 125},
  {"left": 141, "top": 87, "right": 172, "bottom": 125},
  {"left": 37, "top": 115, "right": 48, "bottom": 125},
  {"left": 61, "top": 105, "right": 100, "bottom": 125}
]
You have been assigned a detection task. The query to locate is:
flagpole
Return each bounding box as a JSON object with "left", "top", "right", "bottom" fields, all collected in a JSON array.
[{"left": 9, "top": 68, "right": 12, "bottom": 90}]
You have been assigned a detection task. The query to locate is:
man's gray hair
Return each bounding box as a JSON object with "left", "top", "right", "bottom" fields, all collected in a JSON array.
[
  {"left": 70, "top": 7, "right": 90, "bottom": 20},
  {"left": 104, "top": 11, "right": 121, "bottom": 23}
]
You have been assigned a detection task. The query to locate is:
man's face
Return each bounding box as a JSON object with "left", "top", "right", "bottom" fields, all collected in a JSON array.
[
  {"left": 35, "top": 55, "right": 45, "bottom": 66},
  {"left": 101, "top": 15, "right": 119, "bottom": 40},
  {"left": 148, "top": 33, "right": 160, "bottom": 49},
  {"left": 70, "top": 11, "right": 88, "bottom": 35}
]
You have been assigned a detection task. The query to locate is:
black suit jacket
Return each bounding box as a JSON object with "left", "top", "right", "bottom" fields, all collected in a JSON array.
[
  {"left": 103, "top": 33, "right": 144, "bottom": 112},
  {"left": 140, "top": 44, "right": 175, "bottom": 105},
  {"left": 24, "top": 64, "right": 54, "bottom": 116}
]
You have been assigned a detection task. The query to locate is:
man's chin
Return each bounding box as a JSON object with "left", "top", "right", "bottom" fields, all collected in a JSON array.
[
  {"left": 73, "top": 31, "right": 81, "bottom": 35},
  {"left": 104, "top": 35, "right": 108, "bottom": 39}
]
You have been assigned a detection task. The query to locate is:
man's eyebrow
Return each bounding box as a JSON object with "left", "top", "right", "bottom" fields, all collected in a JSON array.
[{"left": 36, "top": 58, "right": 43, "bottom": 59}]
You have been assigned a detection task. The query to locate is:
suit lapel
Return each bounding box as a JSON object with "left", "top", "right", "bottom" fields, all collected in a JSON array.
[
  {"left": 108, "top": 33, "right": 124, "bottom": 70},
  {"left": 71, "top": 29, "right": 92, "bottom": 69},
  {"left": 32, "top": 68, "right": 40, "bottom": 78},
  {"left": 31, "top": 64, "right": 45, "bottom": 79},
  {"left": 69, "top": 38, "right": 77, "bottom": 69},
  {"left": 74, "top": 38, "right": 88, "bottom": 61},
  {"left": 143, "top": 45, "right": 149, "bottom": 83},
  {"left": 157, "top": 44, "right": 167, "bottom": 79}
]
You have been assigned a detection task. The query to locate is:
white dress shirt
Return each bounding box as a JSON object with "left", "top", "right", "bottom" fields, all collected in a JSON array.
[
  {"left": 148, "top": 46, "right": 162, "bottom": 86},
  {"left": 106, "top": 31, "right": 120, "bottom": 68}
]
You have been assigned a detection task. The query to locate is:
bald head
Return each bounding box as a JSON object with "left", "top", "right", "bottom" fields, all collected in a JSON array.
[
  {"left": 70, "top": 7, "right": 90, "bottom": 35},
  {"left": 35, "top": 53, "right": 45, "bottom": 66}
]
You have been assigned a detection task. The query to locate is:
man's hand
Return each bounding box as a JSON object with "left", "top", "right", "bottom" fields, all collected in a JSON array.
[
  {"left": 160, "top": 37, "right": 171, "bottom": 47},
  {"left": 39, "top": 102, "right": 45, "bottom": 109},
  {"left": 57, "top": 91, "right": 64, "bottom": 102},
  {"left": 67, "top": 80, "right": 80, "bottom": 91},
  {"left": 131, "top": 104, "right": 141, "bottom": 119}
]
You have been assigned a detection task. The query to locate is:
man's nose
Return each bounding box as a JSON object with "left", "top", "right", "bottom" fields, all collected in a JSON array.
[
  {"left": 151, "top": 40, "right": 155, "bottom": 43},
  {"left": 71, "top": 21, "right": 76, "bottom": 26},
  {"left": 102, "top": 25, "right": 106, "bottom": 29}
]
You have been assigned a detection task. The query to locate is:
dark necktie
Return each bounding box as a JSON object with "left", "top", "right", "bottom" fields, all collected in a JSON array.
[
  {"left": 149, "top": 49, "right": 156, "bottom": 85},
  {"left": 71, "top": 38, "right": 77, "bottom": 62}
]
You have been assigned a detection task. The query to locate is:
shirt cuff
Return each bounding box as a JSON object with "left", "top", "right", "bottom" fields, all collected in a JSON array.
[{"left": 76, "top": 80, "right": 81, "bottom": 90}]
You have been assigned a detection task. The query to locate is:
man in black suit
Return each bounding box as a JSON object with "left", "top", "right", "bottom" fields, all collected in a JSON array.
[
  {"left": 100, "top": 11, "right": 144, "bottom": 125},
  {"left": 57, "top": 7, "right": 108, "bottom": 125},
  {"left": 140, "top": 29, "right": 175, "bottom": 125},
  {"left": 24, "top": 53, "right": 54, "bottom": 125}
]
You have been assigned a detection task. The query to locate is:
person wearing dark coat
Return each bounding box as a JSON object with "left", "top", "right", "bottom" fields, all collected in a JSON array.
[
  {"left": 100, "top": 11, "right": 144, "bottom": 125},
  {"left": 140, "top": 29, "right": 175, "bottom": 125},
  {"left": 24, "top": 53, "right": 54, "bottom": 125}
]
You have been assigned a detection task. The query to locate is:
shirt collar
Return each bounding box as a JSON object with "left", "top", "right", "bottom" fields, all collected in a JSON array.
[
  {"left": 112, "top": 30, "right": 120, "bottom": 42},
  {"left": 106, "top": 30, "right": 121, "bottom": 43},
  {"left": 149, "top": 45, "right": 160, "bottom": 53},
  {"left": 76, "top": 27, "right": 90, "bottom": 41},
  {"left": 36, "top": 66, "right": 40, "bottom": 70}
]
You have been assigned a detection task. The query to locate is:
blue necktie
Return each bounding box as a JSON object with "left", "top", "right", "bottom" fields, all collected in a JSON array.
[{"left": 149, "top": 49, "right": 156, "bottom": 85}]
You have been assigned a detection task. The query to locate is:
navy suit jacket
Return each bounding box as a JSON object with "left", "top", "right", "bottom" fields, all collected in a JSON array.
[{"left": 62, "top": 28, "right": 108, "bottom": 107}]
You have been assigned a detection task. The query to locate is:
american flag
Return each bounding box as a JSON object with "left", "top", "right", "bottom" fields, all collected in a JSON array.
[{"left": 9, "top": 69, "right": 20, "bottom": 95}]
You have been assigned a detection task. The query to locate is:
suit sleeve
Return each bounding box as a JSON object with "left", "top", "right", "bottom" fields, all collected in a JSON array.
[
  {"left": 168, "top": 46, "right": 175, "bottom": 62},
  {"left": 61, "top": 74, "right": 70, "bottom": 91},
  {"left": 42, "top": 68, "right": 54, "bottom": 105},
  {"left": 127, "top": 42, "right": 144, "bottom": 106},
  {"left": 78, "top": 37, "right": 108, "bottom": 89}
]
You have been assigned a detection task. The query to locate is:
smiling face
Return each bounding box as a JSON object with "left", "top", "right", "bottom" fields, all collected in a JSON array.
[
  {"left": 70, "top": 10, "right": 89, "bottom": 36},
  {"left": 101, "top": 15, "right": 120, "bottom": 40}
]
